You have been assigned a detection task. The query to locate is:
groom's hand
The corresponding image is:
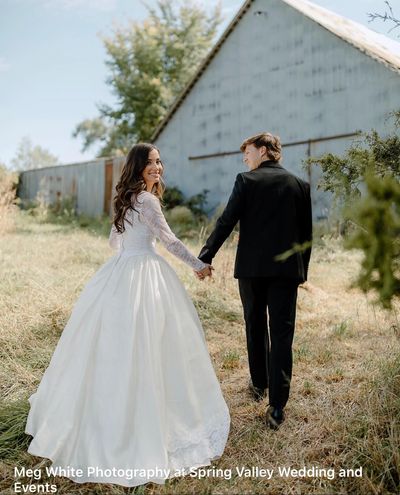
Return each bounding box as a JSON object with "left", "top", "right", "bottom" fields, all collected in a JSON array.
[{"left": 194, "top": 264, "right": 214, "bottom": 280}]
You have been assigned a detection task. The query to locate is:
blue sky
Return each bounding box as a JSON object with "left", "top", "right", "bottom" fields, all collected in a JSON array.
[{"left": 0, "top": 0, "right": 399, "bottom": 167}]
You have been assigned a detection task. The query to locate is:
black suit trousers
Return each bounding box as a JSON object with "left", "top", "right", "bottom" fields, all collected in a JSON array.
[{"left": 238, "top": 277, "right": 299, "bottom": 409}]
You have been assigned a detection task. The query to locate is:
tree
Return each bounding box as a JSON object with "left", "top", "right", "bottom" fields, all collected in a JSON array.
[
  {"left": 307, "top": 113, "right": 400, "bottom": 308},
  {"left": 345, "top": 172, "right": 400, "bottom": 308},
  {"left": 368, "top": 1, "right": 400, "bottom": 36},
  {"left": 307, "top": 126, "right": 400, "bottom": 205},
  {"left": 10, "top": 137, "right": 59, "bottom": 171},
  {"left": 72, "top": 118, "right": 112, "bottom": 155},
  {"left": 74, "top": 0, "right": 222, "bottom": 157}
]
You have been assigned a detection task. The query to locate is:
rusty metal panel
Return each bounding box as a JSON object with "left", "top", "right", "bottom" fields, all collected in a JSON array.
[
  {"left": 108, "top": 156, "right": 125, "bottom": 217},
  {"left": 111, "top": 156, "right": 125, "bottom": 194},
  {"left": 75, "top": 160, "right": 105, "bottom": 216},
  {"left": 18, "top": 159, "right": 106, "bottom": 217},
  {"left": 104, "top": 159, "right": 114, "bottom": 216}
]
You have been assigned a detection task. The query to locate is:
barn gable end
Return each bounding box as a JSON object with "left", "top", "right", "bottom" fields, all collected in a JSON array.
[{"left": 153, "top": 0, "right": 400, "bottom": 217}]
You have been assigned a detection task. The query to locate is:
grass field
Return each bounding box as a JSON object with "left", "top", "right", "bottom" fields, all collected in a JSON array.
[{"left": 0, "top": 211, "right": 399, "bottom": 494}]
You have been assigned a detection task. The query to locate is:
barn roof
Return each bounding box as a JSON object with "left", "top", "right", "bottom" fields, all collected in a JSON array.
[
  {"left": 151, "top": 0, "right": 400, "bottom": 141},
  {"left": 284, "top": 0, "right": 400, "bottom": 71}
]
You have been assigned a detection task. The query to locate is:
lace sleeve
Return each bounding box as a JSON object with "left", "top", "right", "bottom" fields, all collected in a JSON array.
[
  {"left": 137, "top": 192, "right": 207, "bottom": 271},
  {"left": 109, "top": 224, "right": 121, "bottom": 251}
]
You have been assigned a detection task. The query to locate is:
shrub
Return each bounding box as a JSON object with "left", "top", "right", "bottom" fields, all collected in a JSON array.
[
  {"left": 162, "top": 186, "right": 185, "bottom": 209},
  {"left": 165, "top": 205, "right": 196, "bottom": 236},
  {"left": 163, "top": 185, "right": 209, "bottom": 218},
  {"left": 0, "top": 164, "right": 19, "bottom": 234}
]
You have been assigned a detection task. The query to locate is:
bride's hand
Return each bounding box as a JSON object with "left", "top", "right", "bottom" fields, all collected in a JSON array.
[{"left": 194, "top": 265, "right": 214, "bottom": 280}]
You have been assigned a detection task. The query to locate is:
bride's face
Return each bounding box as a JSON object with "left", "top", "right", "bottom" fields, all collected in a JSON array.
[{"left": 142, "top": 149, "right": 162, "bottom": 191}]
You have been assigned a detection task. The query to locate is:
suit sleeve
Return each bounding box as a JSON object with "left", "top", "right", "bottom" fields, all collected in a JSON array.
[
  {"left": 300, "top": 182, "right": 312, "bottom": 281},
  {"left": 198, "top": 174, "right": 245, "bottom": 264}
]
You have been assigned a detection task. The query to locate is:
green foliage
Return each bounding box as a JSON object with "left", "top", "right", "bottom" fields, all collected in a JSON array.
[
  {"left": 163, "top": 185, "right": 209, "bottom": 217},
  {"left": 26, "top": 195, "right": 76, "bottom": 223},
  {"left": 25, "top": 185, "right": 208, "bottom": 239},
  {"left": 162, "top": 186, "right": 185, "bottom": 209},
  {"left": 164, "top": 187, "right": 209, "bottom": 237},
  {"left": 11, "top": 137, "right": 59, "bottom": 171},
  {"left": 26, "top": 195, "right": 111, "bottom": 237},
  {"left": 185, "top": 189, "right": 209, "bottom": 216},
  {"left": 71, "top": 118, "right": 111, "bottom": 154},
  {"left": 74, "top": 1, "right": 222, "bottom": 156},
  {"left": 0, "top": 163, "right": 19, "bottom": 233},
  {"left": 344, "top": 172, "right": 400, "bottom": 308},
  {"left": 307, "top": 117, "right": 400, "bottom": 308},
  {"left": 274, "top": 241, "right": 312, "bottom": 262},
  {"left": 165, "top": 205, "right": 195, "bottom": 236},
  {"left": 0, "top": 163, "right": 19, "bottom": 201},
  {"left": 307, "top": 130, "right": 400, "bottom": 206}
]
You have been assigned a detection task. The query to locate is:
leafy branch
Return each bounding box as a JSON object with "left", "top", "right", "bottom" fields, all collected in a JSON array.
[{"left": 306, "top": 115, "right": 400, "bottom": 308}]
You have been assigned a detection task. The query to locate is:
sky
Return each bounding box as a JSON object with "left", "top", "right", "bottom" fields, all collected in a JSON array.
[{"left": 0, "top": 0, "right": 399, "bottom": 167}]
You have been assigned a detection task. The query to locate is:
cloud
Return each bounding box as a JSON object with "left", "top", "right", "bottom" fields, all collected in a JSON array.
[{"left": 0, "top": 57, "right": 10, "bottom": 72}]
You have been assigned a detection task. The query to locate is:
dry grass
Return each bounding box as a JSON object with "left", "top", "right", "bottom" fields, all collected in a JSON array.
[{"left": 0, "top": 213, "right": 399, "bottom": 494}]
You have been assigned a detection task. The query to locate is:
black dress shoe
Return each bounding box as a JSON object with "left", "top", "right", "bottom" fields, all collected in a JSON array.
[
  {"left": 266, "top": 406, "right": 285, "bottom": 429},
  {"left": 248, "top": 380, "right": 267, "bottom": 402}
]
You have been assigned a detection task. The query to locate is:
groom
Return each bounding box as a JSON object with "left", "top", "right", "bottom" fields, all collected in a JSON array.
[{"left": 198, "top": 132, "right": 312, "bottom": 429}]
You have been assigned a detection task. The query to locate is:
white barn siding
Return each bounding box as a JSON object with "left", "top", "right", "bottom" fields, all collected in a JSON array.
[{"left": 154, "top": 0, "right": 400, "bottom": 217}]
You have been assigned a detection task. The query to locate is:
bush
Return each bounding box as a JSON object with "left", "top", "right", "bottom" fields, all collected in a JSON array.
[
  {"left": 25, "top": 194, "right": 111, "bottom": 237},
  {"left": 307, "top": 113, "right": 400, "bottom": 307},
  {"left": 26, "top": 194, "right": 77, "bottom": 224},
  {"left": 0, "top": 164, "right": 19, "bottom": 233},
  {"left": 165, "top": 205, "right": 196, "bottom": 237},
  {"left": 185, "top": 189, "right": 209, "bottom": 216},
  {"left": 163, "top": 186, "right": 209, "bottom": 218},
  {"left": 162, "top": 186, "right": 185, "bottom": 209}
]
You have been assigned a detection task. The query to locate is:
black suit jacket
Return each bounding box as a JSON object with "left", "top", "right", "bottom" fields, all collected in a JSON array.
[{"left": 198, "top": 160, "right": 312, "bottom": 282}]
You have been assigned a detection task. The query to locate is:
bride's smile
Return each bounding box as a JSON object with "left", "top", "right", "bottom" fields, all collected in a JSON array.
[{"left": 142, "top": 149, "right": 163, "bottom": 190}]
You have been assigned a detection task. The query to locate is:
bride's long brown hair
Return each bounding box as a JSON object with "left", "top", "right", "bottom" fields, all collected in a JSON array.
[{"left": 112, "top": 143, "right": 165, "bottom": 233}]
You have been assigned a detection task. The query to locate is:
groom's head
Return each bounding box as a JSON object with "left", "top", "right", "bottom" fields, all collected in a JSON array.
[{"left": 240, "top": 132, "right": 282, "bottom": 170}]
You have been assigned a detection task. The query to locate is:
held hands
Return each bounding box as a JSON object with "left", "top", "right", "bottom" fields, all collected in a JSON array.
[{"left": 194, "top": 264, "right": 214, "bottom": 281}]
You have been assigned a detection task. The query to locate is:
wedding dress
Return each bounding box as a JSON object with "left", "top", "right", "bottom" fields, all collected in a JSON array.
[{"left": 25, "top": 191, "right": 230, "bottom": 487}]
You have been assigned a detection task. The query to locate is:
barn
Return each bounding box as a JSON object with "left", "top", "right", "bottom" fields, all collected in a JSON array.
[
  {"left": 18, "top": 0, "right": 400, "bottom": 219},
  {"left": 152, "top": 0, "right": 400, "bottom": 219},
  {"left": 18, "top": 157, "right": 124, "bottom": 218}
]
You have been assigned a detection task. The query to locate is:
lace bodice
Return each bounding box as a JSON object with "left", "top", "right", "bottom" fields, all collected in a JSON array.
[{"left": 108, "top": 191, "right": 206, "bottom": 272}]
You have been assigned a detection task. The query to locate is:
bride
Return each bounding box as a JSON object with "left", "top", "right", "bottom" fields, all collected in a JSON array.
[{"left": 25, "top": 143, "right": 230, "bottom": 488}]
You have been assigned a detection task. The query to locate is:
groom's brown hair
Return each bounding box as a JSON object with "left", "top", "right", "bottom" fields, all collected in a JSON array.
[{"left": 240, "top": 132, "right": 282, "bottom": 161}]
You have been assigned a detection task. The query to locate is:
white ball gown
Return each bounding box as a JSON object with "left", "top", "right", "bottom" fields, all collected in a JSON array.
[{"left": 25, "top": 191, "right": 230, "bottom": 487}]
